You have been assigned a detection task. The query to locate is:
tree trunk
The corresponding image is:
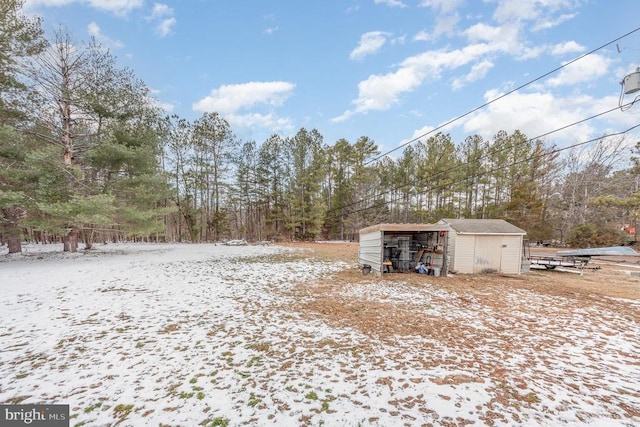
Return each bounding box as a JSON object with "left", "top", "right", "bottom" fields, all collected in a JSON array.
[
  {"left": 7, "top": 237, "right": 21, "bottom": 254},
  {"left": 63, "top": 228, "right": 78, "bottom": 252},
  {"left": 2, "top": 207, "right": 22, "bottom": 253},
  {"left": 82, "top": 229, "right": 93, "bottom": 250}
]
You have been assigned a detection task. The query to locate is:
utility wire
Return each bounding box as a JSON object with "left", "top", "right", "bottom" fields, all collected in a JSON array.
[
  {"left": 325, "top": 100, "right": 635, "bottom": 219},
  {"left": 364, "top": 25, "right": 640, "bottom": 166},
  {"left": 330, "top": 123, "right": 640, "bottom": 221}
]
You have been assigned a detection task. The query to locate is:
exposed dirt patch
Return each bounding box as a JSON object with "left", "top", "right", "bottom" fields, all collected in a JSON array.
[
  {"left": 280, "top": 241, "right": 640, "bottom": 300},
  {"left": 278, "top": 242, "right": 640, "bottom": 423},
  {"left": 280, "top": 242, "right": 640, "bottom": 353}
]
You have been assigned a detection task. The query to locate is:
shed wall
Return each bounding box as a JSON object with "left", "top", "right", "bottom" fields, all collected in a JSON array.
[
  {"left": 451, "top": 233, "right": 524, "bottom": 274},
  {"left": 358, "top": 231, "right": 383, "bottom": 273},
  {"left": 452, "top": 234, "right": 476, "bottom": 273}
]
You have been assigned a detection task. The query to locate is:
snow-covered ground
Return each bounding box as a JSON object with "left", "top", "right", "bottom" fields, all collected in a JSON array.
[{"left": 1, "top": 243, "right": 638, "bottom": 426}]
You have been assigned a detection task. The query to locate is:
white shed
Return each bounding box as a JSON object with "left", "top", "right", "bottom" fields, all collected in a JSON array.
[{"left": 438, "top": 218, "right": 526, "bottom": 274}]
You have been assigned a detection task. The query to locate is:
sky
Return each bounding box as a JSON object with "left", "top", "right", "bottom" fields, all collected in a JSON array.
[{"left": 22, "top": 0, "right": 640, "bottom": 157}]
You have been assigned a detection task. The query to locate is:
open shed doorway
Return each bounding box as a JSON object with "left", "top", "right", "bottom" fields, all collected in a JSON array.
[
  {"left": 358, "top": 224, "right": 449, "bottom": 276},
  {"left": 383, "top": 231, "right": 446, "bottom": 274}
]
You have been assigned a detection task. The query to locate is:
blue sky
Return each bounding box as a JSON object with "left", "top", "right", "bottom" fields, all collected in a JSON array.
[{"left": 23, "top": 0, "right": 640, "bottom": 155}]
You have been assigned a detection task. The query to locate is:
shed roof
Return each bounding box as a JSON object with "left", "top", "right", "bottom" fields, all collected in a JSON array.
[
  {"left": 359, "top": 223, "right": 450, "bottom": 235},
  {"left": 439, "top": 218, "right": 526, "bottom": 235}
]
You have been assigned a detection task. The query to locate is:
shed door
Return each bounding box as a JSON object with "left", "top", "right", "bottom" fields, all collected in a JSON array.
[
  {"left": 500, "top": 235, "right": 522, "bottom": 274},
  {"left": 473, "top": 236, "right": 502, "bottom": 273}
]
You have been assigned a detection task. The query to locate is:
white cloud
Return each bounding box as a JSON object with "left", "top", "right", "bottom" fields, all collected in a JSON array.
[
  {"left": 546, "top": 54, "right": 610, "bottom": 88},
  {"left": 463, "top": 22, "right": 521, "bottom": 55},
  {"left": 146, "top": 3, "right": 176, "bottom": 37},
  {"left": 413, "top": 30, "right": 432, "bottom": 42},
  {"left": 374, "top": 0, "right": 407, "bottom": 8},
  {"left": 519, "top": 45, "right": 548, "bottom": 60},
  {"left": 224, "top": 112, "right": 294, "bottom": 135},
  {"left": 532, "top": 13, "right": 576, "bottom": 31},
  {"left": 87, "top": 22, "right": 124, "bottom": 49},
  {"left": 25, "top": 0, "right": 74, "bottom": 8},
  {"left": 24, "top": 0, "right": 179, "bottom": 32},
  {"left": 492, "top": 0, "right": 578, "bottom": 31},
  {"left": 417, "top": 0, "right": 463, "bottom": 39},
  {"left": 518, "top": 40, "right": 584, "bottom": 60},
  {"left": 90, "top": 0, "right": 142, "bottom": 14},
  {"left": 433, "top": 12, "right": 460, "bottom": 37},
  {"left": 193, "top": 82, "right": 296, "bottom": 135},
  {"left": 336, "top": 2, "right": 590, "bottom": 122},
  {"left": 419, "top": 0, "right": 464, "bottom": 14},
  {"left": 87, "top": 21, "right": 100, "bottom": 36},
  {"left": 338, "top": 1, "right": 585, "bottom": 123},
  {"left": 350, "top": 31, "right": 391, "bottom": 60},
  {"left": 334, "top": 39, "right": 511, "bottom": 121},
  {"left": 331, "top": 110, "right": 355, "bottom": 123},
  {"left": 26, "top": 0, "right": 143, "bottom": 15},
  {"left": 452, "top": 60, "right": 494, "bottom": 91},
  {"left": 551, "top": 41, "right": 585, "bottom": 56},
  {"left": 157, "top": 18, "right": 176, "bottom": 37},
  {"left": 352, "top": 63, "right": 425, "bottom": 111},
  {"left": 193, "top": 81, "right": 295, "bottom": 115},
  {"left": 406, "top": 124, "right": 435, "bottom": 144},
  {"left": 492, "top": 0, "right": 538, "bottom": 23},
  {"left": 460, "top": 90, "right": 598, "bottom": 144},
  {"left": 150, "top": 2, "right": 173, "bottom": 18}
]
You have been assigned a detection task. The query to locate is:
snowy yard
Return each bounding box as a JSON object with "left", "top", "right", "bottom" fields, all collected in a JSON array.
[{"left": 1, "top": 243, "right": 639, "bottom": 426}]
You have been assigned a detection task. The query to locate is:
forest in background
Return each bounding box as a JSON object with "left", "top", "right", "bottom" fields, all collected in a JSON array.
[{"left": 2, "top": 0, "right": 640, "bottom": 254}]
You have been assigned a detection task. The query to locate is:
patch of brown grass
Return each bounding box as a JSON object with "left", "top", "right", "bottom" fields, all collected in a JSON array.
[{"left": 281, "top": 242, "right": 640, "bottom": 300}]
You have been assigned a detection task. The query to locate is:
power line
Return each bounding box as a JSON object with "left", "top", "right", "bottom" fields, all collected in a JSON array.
[
  {"left": 364, "top": 25, "right": 640, "bottom": 166},
  {"left": 335, "top": 123, "right": 640, "bottom": 221},
  {"left": 325, "top": 101, "right": 635, "bottom": 220}
]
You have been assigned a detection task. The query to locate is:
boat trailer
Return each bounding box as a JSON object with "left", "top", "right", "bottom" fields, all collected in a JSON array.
[
  {"left": 528, "top": 255, "right": 597, "bottom": 270},
  {"left": 525, "top": 245, "right": 640, "bottom": 273}
]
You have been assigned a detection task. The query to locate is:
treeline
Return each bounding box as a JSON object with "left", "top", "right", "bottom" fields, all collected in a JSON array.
[{"left": 1, "top": 0, "right": 638, "bottom": 253}]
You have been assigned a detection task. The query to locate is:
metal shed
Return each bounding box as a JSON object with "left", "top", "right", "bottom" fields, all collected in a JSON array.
[
  {"left": 438, "top": 218, "right": 526, "bottom": 274},
  {"left": 358, "top": 223, "right": 450, "bottom": 276}
]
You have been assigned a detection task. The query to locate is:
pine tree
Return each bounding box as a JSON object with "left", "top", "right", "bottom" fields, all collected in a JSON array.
[
  {"left": 284, "top": 128, "right": 327, "bottom": 240},
  {"left": 0, "top": 0, "right": 46, "bottom": 253}
]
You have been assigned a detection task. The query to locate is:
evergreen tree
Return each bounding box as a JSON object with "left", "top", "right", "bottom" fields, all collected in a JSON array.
[
  {"left": 283, "top": 128, "right": 327, "bottom": 240},
  {"left": 0, "top": 0, "right": 46, "bottom": 253},
  {"left": 258, "top": 134, "right": 287, "bottom": 239},
  {"left": 192, "top": 112, "right": 237, "bottom": 241},
  {"left": 163, "top": 115, "right": 198, "bottom": 241},
  {"left": 415, "top": 133, "right": 457, "bottom": 221},
  {"left": 230, "top": 140, "right": 262, "bottom": 240},
  {"left": 326, "top": 138, "right": 354, "bottom": 239},
  {"left": 0, "top": 126, "right": 30, "bottom": 252},
  {"left": 458, "top": 134, "right": 488, "bottom": 218},
  {"left": 87, "top": 119, "right": 173, "bottom": 245},
  {"left": 0, "top": 0, "right": 46, "bottom": 125},
  {"left": 21, "top": 28, "right": 171, "bottom": 250},
  {"left": 344, "top": 136, "right": 379, "bottom": 237}
]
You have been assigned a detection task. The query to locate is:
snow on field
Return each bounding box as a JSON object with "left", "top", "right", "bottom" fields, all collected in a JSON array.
[{"left": 1, "top": 243, "right": 639, "bottom": 426}]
